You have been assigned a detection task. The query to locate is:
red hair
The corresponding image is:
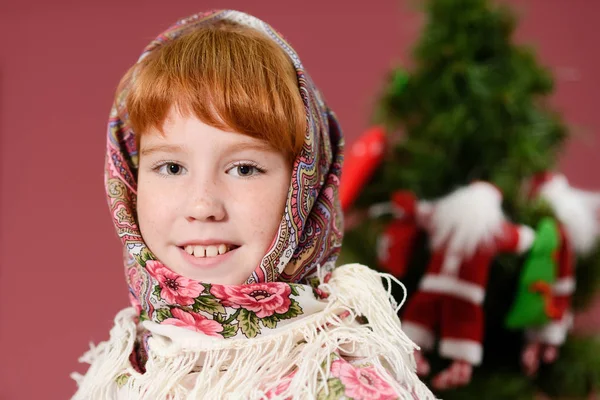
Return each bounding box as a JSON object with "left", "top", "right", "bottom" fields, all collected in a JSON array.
[{"left": 120, "top": 21, "right": 306, "bottom": 164}]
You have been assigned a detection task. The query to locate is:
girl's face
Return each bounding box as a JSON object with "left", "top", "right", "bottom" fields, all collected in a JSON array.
[{"left": 136, "top": 107, "right": 292, "bottom": 284}]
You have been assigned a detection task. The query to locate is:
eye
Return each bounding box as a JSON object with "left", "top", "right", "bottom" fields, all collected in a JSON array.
[
  {"left": 156, "top": 162, "right": 187, "bottom": 176},
  {"left": 237, "top": 165, "right": 252, "bottom": 176},
  {"left": 227, "top": 163, "right": 265, "bottom": 178}
]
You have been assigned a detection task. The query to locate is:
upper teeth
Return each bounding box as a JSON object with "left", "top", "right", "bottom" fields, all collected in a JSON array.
[{"left": 185, "top": 244, "right": 229, "bottom": 258}]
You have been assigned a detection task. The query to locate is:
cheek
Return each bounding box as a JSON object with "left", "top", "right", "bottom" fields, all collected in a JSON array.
[
  {"left": 234, "top": 178, "right": 289, "bottom": 241},
  {"left": 136, "top": 177, "right": 174, "bottom": 239}
]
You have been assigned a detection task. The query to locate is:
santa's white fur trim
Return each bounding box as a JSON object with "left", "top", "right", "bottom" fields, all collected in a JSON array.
[
  {"left": 369, "top": 201, "right": 403, "bottom": 219},
  {"left": 419, "top": 275, "right": 485, "bottom": 305},
  {"left": 439, "top": 339, "right": 483, "bottom": 365},
  {"left": 403, "top": 322, "right": 435, "bottom": 351},
  {"left": 553, "top": 277, "right": 576, "bottom": 296},
  {"left": 526, "top": 312, "right": 573, "bottom": 346},
  {"left": 517, "top": 225, "right": 536, "bottom": 253},
  {"left": 440, "top": 255, "right": 461, "bottom": 275}
]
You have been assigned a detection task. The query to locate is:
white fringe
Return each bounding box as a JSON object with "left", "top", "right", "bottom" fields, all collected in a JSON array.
[
  {"left": 72, "top": 264, "right": 436, "bottom": 399},
  {"left": 71, "top": 307, "right": 139, "bottom": 399}
]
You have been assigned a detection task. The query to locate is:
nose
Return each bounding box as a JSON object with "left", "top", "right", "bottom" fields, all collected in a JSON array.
[{"left": 185, "top": 177, "right": 227, "bottom": 222}]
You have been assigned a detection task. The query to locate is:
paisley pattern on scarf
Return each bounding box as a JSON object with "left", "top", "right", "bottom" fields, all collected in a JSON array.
[{"left": 105, "top": 9, "right": 344, "bottom": 335}]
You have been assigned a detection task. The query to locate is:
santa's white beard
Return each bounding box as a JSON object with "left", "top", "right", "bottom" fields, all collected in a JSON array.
[
  {"left": 429, "top": 182, "right": 505, "bottom": 258},
  {"left": 541, "top": 176, "right": 600, "bottom": 255}
]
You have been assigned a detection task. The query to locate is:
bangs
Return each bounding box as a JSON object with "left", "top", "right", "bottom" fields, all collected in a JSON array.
[{"left": 123, "top": 22, "right": 307, "bottom": 163}]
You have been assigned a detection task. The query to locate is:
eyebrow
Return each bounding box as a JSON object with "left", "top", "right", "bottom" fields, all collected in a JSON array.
[
  {"left": 224, "top": 141, "right": 275, "bottom": 154},
  {"left": 139, "top": 140, "right": 276, "bottom": 157},
  {"left": 140, "top": 144, "right": 186, "bottom": 156}
]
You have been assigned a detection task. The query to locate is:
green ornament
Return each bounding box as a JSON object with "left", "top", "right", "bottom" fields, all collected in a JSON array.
[{"left": 505, "top": 217, "right": 559, "bottom": 329}]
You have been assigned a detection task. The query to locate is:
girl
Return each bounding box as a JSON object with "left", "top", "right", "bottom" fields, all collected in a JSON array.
[{"left": 72, "top": 10, "right": 435, "bottom": 399}]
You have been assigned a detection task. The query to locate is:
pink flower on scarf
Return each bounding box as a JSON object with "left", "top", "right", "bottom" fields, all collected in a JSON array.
[
  {"left": 210, "top": 283, "right": 292, "bottom": 318},
  {"left": 330, "top": 359, "right": 397, "bottom": 400},
  {"left": 162, "top": 308, "right": 223, "bottom": 337},
  {"left": 146, "top": 261, "right": 203, "bottom": 305},
  {"left": 264, "top": 370, "right": 296, "bottom": 398}
]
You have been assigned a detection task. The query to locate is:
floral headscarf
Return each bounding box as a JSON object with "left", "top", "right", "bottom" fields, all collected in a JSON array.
[
  {"left": 74, "top": 10, "right": 435, "bottom": 399},
  {"left": 105, "top": 10, "right": 344, "bottom": 336}
]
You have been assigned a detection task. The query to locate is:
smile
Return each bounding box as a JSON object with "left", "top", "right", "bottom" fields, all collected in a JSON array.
[{"left": 181, "top": 244, "right": 239, "bottom": 258}]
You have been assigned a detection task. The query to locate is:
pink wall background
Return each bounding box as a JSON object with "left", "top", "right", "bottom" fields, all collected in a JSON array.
[{"left": 0, "top": 1, "right": 598, "bottom": 398}]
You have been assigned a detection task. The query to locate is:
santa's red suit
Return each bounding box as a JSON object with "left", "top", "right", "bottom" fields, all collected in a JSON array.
[{"left": 399, "top": 182, "right": 535, "bottom": 365}]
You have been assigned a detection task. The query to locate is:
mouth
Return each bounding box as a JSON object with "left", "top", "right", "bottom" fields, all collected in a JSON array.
[{"left": 178, "top": 244, "right": 240, "bottom": 259}]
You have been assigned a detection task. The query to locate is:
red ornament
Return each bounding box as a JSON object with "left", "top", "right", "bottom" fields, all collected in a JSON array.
[{"left": 339, "top": 126, "right": 386, "bottom": 212}]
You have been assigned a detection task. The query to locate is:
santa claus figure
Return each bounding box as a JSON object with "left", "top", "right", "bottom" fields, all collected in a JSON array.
[
  {"left": 373, "top": 191, "right": 432, "bottom": 278},
  {"left": 522, "top": 172, "right": 600, "bottom": 375},
  {"left": 399, "top": 181, "right": 535, "bottom": 390}
]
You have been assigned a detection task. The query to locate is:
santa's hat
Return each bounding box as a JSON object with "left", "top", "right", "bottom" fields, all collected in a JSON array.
[
  {"left": 528, "top": 171, "right": 600, "bottom": 255},
  {"left": 528, "top": 171, "right": 568, "bottom": 200},
  {"left": 390, "top": 191, "right": 418, "bottom": 217}
]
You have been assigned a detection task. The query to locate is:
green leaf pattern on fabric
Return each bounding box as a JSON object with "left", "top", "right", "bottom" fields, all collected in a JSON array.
[
  {"left": 193, "top": 296, "right": 226, "bottom": 314},
  {"left": 261, "top": 315, "right": 279, "bottom": 329},
  {"left": 238, "top": 308, "right": 261, "bottom": 338},
  {"left": 155, "top": 308, "right": 173, "bottom": 323},
  {"left": 317, "top": 378, "right": 346, "bottom": 400},
  {"left": 220, "top": 323, "right": 238, "bottom": 339},
  {"left": 115, "top": 374, "right": 130, "bottom": 388},
  {"left": 152, "top": 284, "right": 162, "bottom": 300}
]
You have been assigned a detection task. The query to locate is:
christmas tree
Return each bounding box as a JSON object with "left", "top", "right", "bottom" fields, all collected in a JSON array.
[{"left": 341, "top": 0, "right": 600, "bottom": 398}]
